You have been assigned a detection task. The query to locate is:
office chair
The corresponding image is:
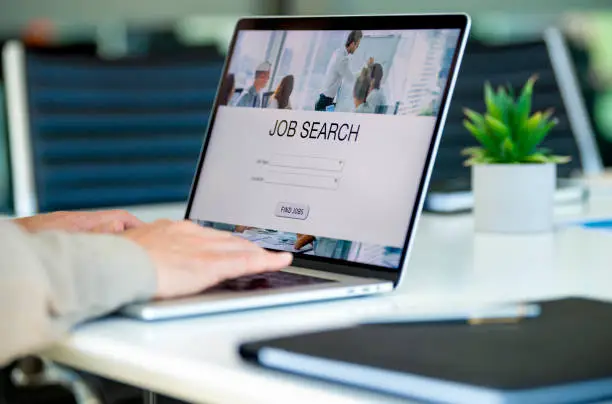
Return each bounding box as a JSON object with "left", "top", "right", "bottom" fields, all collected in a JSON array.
[
  {"left": 425, "top": 27, "right": 602, "bottom": 212},
  {"left": 3, "top": 41, "right": 224, "bottom": 217}
]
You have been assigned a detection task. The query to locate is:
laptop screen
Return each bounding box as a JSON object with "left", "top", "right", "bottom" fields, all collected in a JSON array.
[{"left": 188, "top": 26, "right": 463, "bottom": 270}]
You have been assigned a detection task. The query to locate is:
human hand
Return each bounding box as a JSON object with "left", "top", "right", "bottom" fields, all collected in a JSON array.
[
  {"left": 14, "top": 210, "right": 143, "bottom": 234},
  {"left": 123, "top": 220, "right": 293, "bottom": 299}
]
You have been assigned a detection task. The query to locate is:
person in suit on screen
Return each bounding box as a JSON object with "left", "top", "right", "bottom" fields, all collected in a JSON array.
[{"left": 315, "top": 30, "right": 374, "bottom": 112}]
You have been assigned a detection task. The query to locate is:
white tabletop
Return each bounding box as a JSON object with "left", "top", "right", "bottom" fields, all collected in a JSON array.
[{"left": 41, "top": 195, "right": 612, "bottom": 403}]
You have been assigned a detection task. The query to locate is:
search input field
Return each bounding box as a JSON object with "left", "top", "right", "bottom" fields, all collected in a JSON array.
[
  {"left": 264, "top": 171, "right": 339, "bottom": 190},
  {"left": 269, "top": 154, "right": 344, "bottom": 172}
]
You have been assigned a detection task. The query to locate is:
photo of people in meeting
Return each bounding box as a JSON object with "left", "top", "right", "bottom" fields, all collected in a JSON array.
[
  {"left": 218, "top": 28, "right": 459, "bottom": 116},
  {"left": 192, "top": 27, "right": 461, "bottom": 269}
]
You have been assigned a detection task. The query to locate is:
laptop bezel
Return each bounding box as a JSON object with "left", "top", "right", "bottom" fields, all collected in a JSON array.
[{"left": 184, "top": 14, "right": 471, "bottom": 285}]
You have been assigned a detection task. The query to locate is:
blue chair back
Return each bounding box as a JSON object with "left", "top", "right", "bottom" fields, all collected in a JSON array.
[{"left": 6, "top": 42, "right": 224, "bottom": 214}]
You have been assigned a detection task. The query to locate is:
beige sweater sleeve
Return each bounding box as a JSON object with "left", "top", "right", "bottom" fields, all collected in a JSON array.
[{"left": 0, "top": 221, "right": 157, "bottom": 366}]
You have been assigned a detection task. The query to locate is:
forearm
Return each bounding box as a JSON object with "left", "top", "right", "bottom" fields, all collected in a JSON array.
[{"left": 0, "top": 222, "right": 156, "bottom": 366}]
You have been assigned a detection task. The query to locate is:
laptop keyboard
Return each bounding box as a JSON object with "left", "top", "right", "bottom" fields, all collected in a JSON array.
[{"left": 209, "top": 271, "right": 334, "bottom": 292}]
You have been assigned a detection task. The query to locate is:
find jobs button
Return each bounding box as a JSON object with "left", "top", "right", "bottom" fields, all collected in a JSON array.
[{"left": 275, "top": 202, "right": 309, "bottom": 220}]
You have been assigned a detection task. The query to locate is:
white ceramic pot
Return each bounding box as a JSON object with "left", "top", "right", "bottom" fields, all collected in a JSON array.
[{"left": 472, "top": 163, "right": 556, "bottom": 233}]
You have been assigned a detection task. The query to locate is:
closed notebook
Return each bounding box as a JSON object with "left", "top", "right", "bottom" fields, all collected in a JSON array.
[{"left": 239, "top": 298, "right": 612, "bottom": 404}]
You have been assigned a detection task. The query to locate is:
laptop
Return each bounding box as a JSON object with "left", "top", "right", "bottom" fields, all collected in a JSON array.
[{"left": 121, "top": 14, "right": 471, "bottom": 320}]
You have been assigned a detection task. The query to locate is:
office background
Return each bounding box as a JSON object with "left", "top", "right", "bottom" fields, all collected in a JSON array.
[
  {"left": 0, "top": 2, "right": 611, "bottom": 404},
  {"left": 0, "top": 0, "right": 610, "bottom": 216}
]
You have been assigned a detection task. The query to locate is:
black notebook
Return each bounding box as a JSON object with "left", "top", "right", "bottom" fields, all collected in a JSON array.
[{"left": 240, "top": 298, "right": 612, "bottom": 404}]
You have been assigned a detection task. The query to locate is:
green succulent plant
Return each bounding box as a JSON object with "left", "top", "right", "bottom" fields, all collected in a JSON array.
[{"left": 461, "top": 75, "right": 570, "bottom": 165}]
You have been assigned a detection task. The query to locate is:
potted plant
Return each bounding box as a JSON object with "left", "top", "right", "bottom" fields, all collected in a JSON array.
[{"left": 462, "top": 76, "right": 569, "bottom": 233}]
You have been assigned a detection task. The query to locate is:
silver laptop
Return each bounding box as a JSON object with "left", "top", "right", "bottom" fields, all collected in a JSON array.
[{"left": 121, "top": 14, "right": 471, "bottom": 320}]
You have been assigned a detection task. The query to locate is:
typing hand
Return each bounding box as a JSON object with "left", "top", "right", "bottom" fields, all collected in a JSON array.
[
  {"left": 123, "top": 220, "right": 293, "bottom": 299},
  {"left": 14, "top": 210, "right": 144, "bottom": 234}
]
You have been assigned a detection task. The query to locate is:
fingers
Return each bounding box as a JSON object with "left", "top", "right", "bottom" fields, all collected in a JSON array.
[
  {"left": 170, "top": 221, "right": 292, "bottom": 271},
  {"left": 104, "top": 210, "right": 144, "bottom": 229},
  {"left": 141, "top": 219, "right": 276, "bottom": 254},
  {"left": 150, "top": 219, "right": 243, "bottom": 239},
  {"left": 263, "top": 251, "right": 293, "bottom": 269},
  {"left": 201, "top": 250, "right": 293, "bottom": 283},
  {"left": 136, "top": 217, "right": 296, "bottom": 298},
  {"left": 126, "top": 220, "right": 239, "bottom": 241},
  {"left": 167, "top": 220, "right": 238, "bottom": 239},
  {"left": 173, "top": 232, "right": 262, "bottom": 253},
  {"left": 151, "top": 218, "right": 173, "bottom": 226},
  {"left": 90, "top": 220, "right": 125, "bottom": 234},
  {"left": 14, "top": 210, "right": 146, "bottom": 234},
  {"left": 195, "top": 237, "right": 263, "bottom": 252}
]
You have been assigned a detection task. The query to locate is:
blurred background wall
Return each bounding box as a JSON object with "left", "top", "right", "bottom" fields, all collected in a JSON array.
[
  {"left": 0, "top": 0, "right": 608, "bottom": 127},
  {"left": 0, "top": 0, "right": 610, "bottom": 214}
]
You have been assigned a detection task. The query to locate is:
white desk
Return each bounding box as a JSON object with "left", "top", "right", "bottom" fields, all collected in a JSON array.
[{"left": 42, "top": 196, "right": 612, "bottom": 403}]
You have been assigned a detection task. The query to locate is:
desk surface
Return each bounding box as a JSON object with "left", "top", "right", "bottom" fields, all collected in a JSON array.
[{"left": 43, "top": 197, "right": 612, "bottom": 404}]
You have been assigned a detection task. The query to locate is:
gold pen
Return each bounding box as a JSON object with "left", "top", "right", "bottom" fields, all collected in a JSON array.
[{"left": 362, "top": 304, "right": 541, "bottom": 326}]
